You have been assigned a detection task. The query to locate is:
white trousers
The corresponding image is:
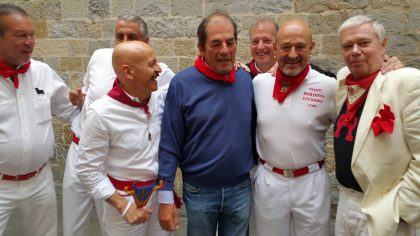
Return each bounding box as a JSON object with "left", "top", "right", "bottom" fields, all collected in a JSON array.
[
  {"left": 254, "top": 163, "right": 330, "bottom": 236},
  {"left": 0, "top": 163, "right": 57, "bottom": 236},
  {"left": 335, "top": 187, "right": 417, "bottom": 236},
  {"left": 102, "top": 191, "right": 174, "bottom": 236},
  {"left": 63, "top": 142, "right": 104, "bottom": 236}
]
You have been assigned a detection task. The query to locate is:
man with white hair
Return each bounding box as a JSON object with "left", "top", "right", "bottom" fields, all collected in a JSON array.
[{"left": 334, "top": 15, "right": 420, "bottom": 236}]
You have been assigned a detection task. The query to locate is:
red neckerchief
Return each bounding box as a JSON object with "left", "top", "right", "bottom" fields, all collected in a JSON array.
[
  {"left": 0, "top": 61, "right": 31, "bottom": 89},
  {"left": 272, "top": 64, "right": 309, "bottom": 103},
  {"left": 194, "top": 55, "right": 236, "bottom": 83},
  {"left": 107, "top": 78, "right": 150, "bottom": 114},
  {"left": 334, "top": 70, "right": 379, "bottom": 142},
  {"left": 248, "top": 59, "right": 259, "bottom": 77}
]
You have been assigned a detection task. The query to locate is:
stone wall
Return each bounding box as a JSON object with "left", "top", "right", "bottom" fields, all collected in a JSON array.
[{"left": 3, "top": 0, "right": 420, "bottom": 232}]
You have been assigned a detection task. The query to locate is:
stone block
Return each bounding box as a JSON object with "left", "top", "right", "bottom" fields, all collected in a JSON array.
[
  {"left": 388, "top": 35, "right": 418, "bottom": 56},
  {"left": 308, "top": 13, "right": 342, "bottom": 34},
  {"left": 295, "top": 0, "right": 327, "bottom": 13},
  {"left": 66, "top": 40, "right": 90, "bottom": 56},
  {"left": 364, "top": 9, "right": 407, "bottom": 34},
  {"left": 205, "top": 0, "right": 249, "bottom": 14},
  {"left": 34, "top": 20, "right": 48, "bottom": 39},
  {"left": 148, "top": 18, "right": 185, "bottom": 38},
  {"left": 33, "top": 39, "right": 69, "bottom": 57},
  {"left": 48, "top": 20, "right": 78, "bottom": 38},
  {"left": 183, "top": 17, "right": 202, "bottom": 38},
  {"left": 311, "top": 55, "right": 345, "bottom": 76},
  {"left": 111, "top": 0, "right": 135, "bottom": 17},
  {"left": 89, "top": 40, "right": 112, "bottom": 55},
  {"left": 236, "top": 39, "right": 251, "bottom": 63},
  {"left": 150, "top": 39, "right": 175, "bottom": 56},
  {"left": 135, "top": 0, "right": 170, "bottom": 17},
  {"left": 179, "top": 57, "right": 195, "bottom": 72},
  {"left": 159, "top": 57, "right": 179, "bottom": 72},
  {"left": 250, "top": 0, "right": 293, "bottom": 14},
  {"left": 59, "top": 57, "right": 83, "bottom": 72},
  {"left": 44, "top": 57, "right": 61, "bottom": 72},
  {"left": 102, "top": 19, "right": 117, "bottom": 39},
  {"left": 171, "top": 0, "right": 202, "bottom": 16},
  {"left": 44, "top": 0, "right": 62, "bottom": 19},
  {"left": 77, "top": 20, "right": 104, "bottom": 38},
  {"left": 21, "top": 1, "right": 44, "bottom": 20},
  {"left": 407, "top": 11, "right": 420, "bottom": 31},
  {"left": 321, "top": 35, "right": 340, "bottom": 55},
  {"left": 63, "top": 0, "right": 88, "bottom": 18},
  {"left": 174, "top": 39, "right": 198, "bottom": 56},
  {"left": 89, "top": 0, "right": 109, "bottom": 18}
]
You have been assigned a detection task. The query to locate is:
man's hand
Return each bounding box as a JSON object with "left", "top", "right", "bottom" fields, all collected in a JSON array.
[
  {"left": 235, "top": 61, "right": 250, "bottom": 72},
  {"left": 158, "top": 203, "right": 179, "bottom": 231},
  {"left": 381, "top": 55, "right": 404, "bottom": 74},
  {"left": 106, "top": 192, "right": 152, "bottom": 225},
  {"left": 69, "top": 87, "right": 85, "bottom": 108}
]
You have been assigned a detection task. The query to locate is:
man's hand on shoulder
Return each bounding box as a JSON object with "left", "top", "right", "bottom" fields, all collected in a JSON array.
[
  {"left": 381, "top": 55, "right": 404, "bottom": 74},
  {"left": 158, "top": 203, "right": 179, "bottom": 232},
  {"left": 69, "top": 87, "right": 85, "bottom": 108}
]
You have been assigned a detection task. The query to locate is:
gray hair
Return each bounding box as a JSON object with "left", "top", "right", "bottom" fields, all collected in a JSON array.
[
  {"left": 117, "top": 14, "right": 148, "bottom": 38},
  {"left": 0, "top": 3, "right": 28, "bottom": 36},
  {"left": 338, "top": 15, "right": 386, "bottom": 42}
]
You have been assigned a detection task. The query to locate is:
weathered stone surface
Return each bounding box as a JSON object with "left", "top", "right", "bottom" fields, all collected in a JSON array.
[
  {"left": 308, "top": 12, "right": 342, "bottom": 34},
  {"left": 388, "top": 35, "right": 418, "bottom": 56},
  {"left": 59, "top": 57, "right": 83, "bottom": 72},
  {"left": 295, "top": 0, "right": 327, "bottom": 13},
  {"left": 44, "top": 57, "right": 61, "bottom": 72},
  {"left": 88, "top": 40, "right": 112, "bottom": 55},
  {"left": 179, "top": 57, "right": 195, "bottom": 72},
  {"left": 311, "top": 55, "right": 345, "bottom": 75},
  {"left": 407, "top": 10, "right": 420, "bottom": 32},
  {"left": 250, "top": 0, "right": 292, "bottom": 14},
  {"left": 150, "top": 39, "right": 175, "bottom": 56},
  {"left": 183, "top": 17, "right": 202, "bottom": 38},
  {"left": 44, "top": 0, "right": 62, "bottom": 19},
  {"left": 21, "top": 1, "right": 44, "bottom": 20},
  {"left": 148, "top": 17, "right": 185, "bottom": 38},
  {"left": 171, "top": 0, "right": 202, "bottom": 16},
  {"left": 364, "top": 9, "right": 407, "bottom": 34},
  {"left": 135, "top": 0, "right": 170, "bottom": 17},
  {"left": 110, "top": 0, "right": 135, "bottom": 17},
  {"left": 175, "top": 39, "right": 198, "bottom": 56},
  {"left": 48, "top": 20, "right": 103, "bottom": 38},
  {"left": 236, "top": 39, "right": 251, "bottom": 63},
  {"left": 321, "top": 35, "right": 340, "bottom": 55},
  {"left": 89, "top": 0, "right": 109, "bottom": 18},
  {"left": 159, "top": 57, "right": 179, "bottom": 72},
  {"left": 63, "top": 0, "right": 88, "bottom": 18},
  {"left": 34, "top": 20, "right": 48, "bottom": 39},
  {"left": 205, "top": 0, "right": 249, "bottom": 14}
]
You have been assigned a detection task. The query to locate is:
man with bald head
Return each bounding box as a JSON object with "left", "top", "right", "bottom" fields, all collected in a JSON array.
[
  {"left": 252, "top": 19, "right": 336, "bottom": 235},
  {"left": 157, "top": 12, "right": 254, "bottom": 236},
  {"left": 63, "top": 14, "right": 174, "bottom": 236},
  {"left": 76, "top": 41, "right": 173, "bottom": 236}
]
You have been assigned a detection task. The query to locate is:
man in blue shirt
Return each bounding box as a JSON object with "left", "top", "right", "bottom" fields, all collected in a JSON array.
[{"left": 157, "top": 12, "right": 254, "bottom": 236}]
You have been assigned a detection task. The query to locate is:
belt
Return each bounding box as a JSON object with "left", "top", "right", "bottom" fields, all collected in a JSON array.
[
  {"left": 259, "top": 158, "right": 324, "bottom": 178},
  {"left": 1, "top": 163, "right": 47, "bottom": 181},
  {"left": 108, "top": 175, "right": 156, "bottom": 192},
  {"left": 72, "top": 133, "right": 80, "bottom": 145}
]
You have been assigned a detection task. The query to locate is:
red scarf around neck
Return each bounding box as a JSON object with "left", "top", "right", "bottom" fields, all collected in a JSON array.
[
  {"left": 0, "top": 61, "right": 31, "bottom": 89},
  {"left": 334, "top": 70, "right": 380, "bottom": 142},
  {"left": 273, "top": 64, "right": 309, "bottom": 103},
  {"left": 194, "top": 55, "right": 236, "bottom": 83},
  {"left": 107, "top": 78, "right": 150, "bottom": 114},
  {"left": 248, "top": 59, "right": 259, "bottom": 77}
]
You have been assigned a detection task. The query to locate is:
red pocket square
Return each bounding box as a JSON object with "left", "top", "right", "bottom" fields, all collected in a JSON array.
[{"left": 371, "top": 104, "right": 395, "bottom": 137}]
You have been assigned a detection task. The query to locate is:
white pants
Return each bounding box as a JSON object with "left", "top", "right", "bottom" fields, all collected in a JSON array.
[
  {"left": 102, "top": 191, "right": 174, "bottom": 236},
  {"left": 63, "top": 142, "right": 104, "bottom": 236},
  {"left": 254, "top": 163, "right": 330, "bottom": 236},
  {"left": 335, "top": 187, "right": 416, "bottom": 236},
  {"left": 0, "top": 163, "right": 57, "bottom": 236}
]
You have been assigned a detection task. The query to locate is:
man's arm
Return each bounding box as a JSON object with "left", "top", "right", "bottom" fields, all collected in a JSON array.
[
  {"left": 381, "top": 55, "right": 404, "bottom": 74},
  {"left": 157, "top": 82, "right": 184, "bottom": 231},
  {"left": 398, "top": 72, "right": 420, "bottom": 226}
]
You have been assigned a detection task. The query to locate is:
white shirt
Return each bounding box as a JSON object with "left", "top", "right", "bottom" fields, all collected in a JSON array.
[
  {"left": 253, "top": 68, "right": 337, "bottom": 169},
  {"left": 0, "top": 59, "right": 79, "bottom": 175},
  {"left": 76, "top": 88, "right": 168, "bottom": 201},
  {"left": 71, "top": 48, "right": 174, "bottom": 136}
]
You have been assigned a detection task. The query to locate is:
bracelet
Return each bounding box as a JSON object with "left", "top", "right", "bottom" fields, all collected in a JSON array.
[{"left": 121, "top": 197, "right": 134, "bottom": 217}]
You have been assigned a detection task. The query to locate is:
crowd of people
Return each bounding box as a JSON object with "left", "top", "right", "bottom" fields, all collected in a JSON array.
[{"left": 0, "top": 2, "right": 418, "bottom": 236}]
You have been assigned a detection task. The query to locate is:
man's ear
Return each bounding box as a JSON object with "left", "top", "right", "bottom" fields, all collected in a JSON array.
[{"left": 121, "top": 65, "right": 134, "bottom": 80}]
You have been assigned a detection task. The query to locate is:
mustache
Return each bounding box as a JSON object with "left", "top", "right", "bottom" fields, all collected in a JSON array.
[{"left": 284, "top": 57, "right": 302, "bottom": 64}]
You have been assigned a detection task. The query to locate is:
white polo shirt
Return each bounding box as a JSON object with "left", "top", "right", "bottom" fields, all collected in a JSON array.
[{"left": 253, "top": 68, "right": 337, "bottom": 169}]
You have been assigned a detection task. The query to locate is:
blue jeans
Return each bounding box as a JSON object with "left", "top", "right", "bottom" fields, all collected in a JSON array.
[{"left": 183, "top": 178, "right": 251, "bottom": 236}]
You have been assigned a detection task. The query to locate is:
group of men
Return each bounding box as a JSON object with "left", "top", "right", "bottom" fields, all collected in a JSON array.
[{"left": 0, "top": 3, "right": 418, "bottom": 236}]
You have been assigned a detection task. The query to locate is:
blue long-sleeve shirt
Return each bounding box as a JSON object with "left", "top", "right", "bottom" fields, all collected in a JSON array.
[{"left": 158, "top": 67, "right": 255, "bottom": 192}]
